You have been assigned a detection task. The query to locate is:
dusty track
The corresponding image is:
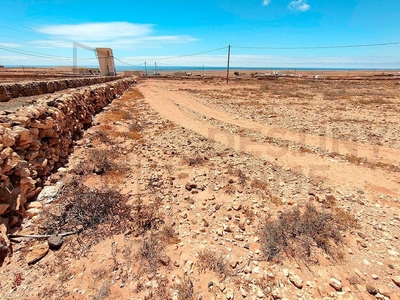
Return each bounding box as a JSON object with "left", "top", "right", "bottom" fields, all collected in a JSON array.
[{"left": 139, "top": 80, "right": 400, "bottom": 201}]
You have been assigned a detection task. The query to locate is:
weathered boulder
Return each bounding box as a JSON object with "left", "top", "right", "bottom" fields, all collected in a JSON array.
[{"left": 26, "top": 242, "right": 49, "bottom": 264}]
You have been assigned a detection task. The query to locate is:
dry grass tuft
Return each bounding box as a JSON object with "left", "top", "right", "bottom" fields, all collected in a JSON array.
[
  {"left": 174, "top": 277, "right": 194, "bottom": 300},
  {"left": 73, "top": 148, "right": 127, "bottom": 176},
  {"left": 242, "top": 206, "right": 255, "bottom": 223},
  {"left": 258, "top": 202, "right": 354, "bottom": 263},
  {"left": 197, "top": 249, "right": 230, "bottom": 278},
  {"left": 137, "top": 234, "right": 166, "bottom": 272},
  {"left": 251, "top": 179, "right": 269, "bottom": 191},
  {"left": 183, "top": 155, "right": 208, "bottom": 167},
  {"left": 143, "top": 277, "right": 170, "bottom": 300}
]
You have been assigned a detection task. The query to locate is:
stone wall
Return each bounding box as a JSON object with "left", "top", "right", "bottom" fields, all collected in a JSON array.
[
  {"left": 0, "top": 76, "right": 121, "bottom": 102},
  {"left": 0, "top": 78, "right": 137, "bottom": 227}
]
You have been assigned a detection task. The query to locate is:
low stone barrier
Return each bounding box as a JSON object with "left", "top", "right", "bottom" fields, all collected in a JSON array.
[
  {"left": 0, "top": 76, "right": 121, "bottom": 102},
  {"left": 0, "top": 78, "right": 137, "bottom": 227}
]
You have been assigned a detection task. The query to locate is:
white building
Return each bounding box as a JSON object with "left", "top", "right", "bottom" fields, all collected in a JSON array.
[{"left": 96, "top": 48, "right": 116, "bottom": 76}]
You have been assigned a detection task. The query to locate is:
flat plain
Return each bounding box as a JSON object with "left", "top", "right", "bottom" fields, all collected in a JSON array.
[{"left": 1, "top": 72, "right": 400, "bottom": 299}]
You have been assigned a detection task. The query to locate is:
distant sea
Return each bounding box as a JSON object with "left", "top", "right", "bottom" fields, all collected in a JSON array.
[
  {"left": 4, "top": 65, "right": 399, "bottom": 72},
  {"left": 116, "top": 66, "right": 400, "bottom": 72}
]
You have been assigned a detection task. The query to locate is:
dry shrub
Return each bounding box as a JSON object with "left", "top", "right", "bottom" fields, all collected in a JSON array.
[
  {"left": 174, "top": 277, "right": 194, "bottom": 300},
  {"left": 138, "top": 234, "right": 166, "bottom": 272},
  {"left": 237, "top": 170, "right": 248, "bottom": 185},
  {"left": 91, "top": 130, "right": 112, "bottom": 144},
  {"left": 129, "top": 120, "right": 143, "bottom": 132},
  {"left": 251, "top": 179, "right": 269, "bottom": 191},
  {"left": 94, "top": 281, "right": 111, "bottom": 300},
  {"left": 258, "top": 203, "right": 352, "bottom": 262},
  {"left": 222, "top": 184, "right": 236, "bottom": 195},
  {"left": 158, "top": 225, "right": 180, "bottom": 245},
  {"left": 73, "top": 148, "right": 125, "bottom": 175},
  {"left": 183, "top": 155, "right": 207, "bottom": 167},
  {"left": 40, "top": 179, "right": 133, "bottom": 242},
  {"left": 143, "top": 277, "right": 171, "bottom": 300},
  {"left": 131, "top": 197, "right": 164, "bottom": 236},
  {"left": 242, "top": 206, "right": 255, "bottom": 223},
  {"left": 322, "top": 195, "right": 359, "bottom": 229},
  {"left": 90, "top": 149, "right": 120, "bottom": 172},
  {"left": 197, "top": 249, "right": 230, "bottom": 278},
  {"left": 146, "top": 175, "right": 164, "bottom": 193},
  {"left": 251, "top": 179, "right": 281, "bottom": 204}
]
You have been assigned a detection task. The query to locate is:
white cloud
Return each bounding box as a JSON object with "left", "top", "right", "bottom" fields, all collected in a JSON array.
[
  {"left": 288, "top": 0, "right": 310, "bottom": 12},
  {"left": 33, "top": 22, "right": 198, "bottom": 50},
  {"left": 262, "top": 0, "right": 271, "bottom": 6},
  {"left": 37, "top": 22, "right": 153, "bottom": 42},
  {"left": 0, "top": 43, "right": 22, "bottom": 48}
]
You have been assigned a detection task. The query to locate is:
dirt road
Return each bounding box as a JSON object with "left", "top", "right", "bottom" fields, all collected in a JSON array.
[{"left": 139, "top": 79, "right": 400, "bottom": 201}]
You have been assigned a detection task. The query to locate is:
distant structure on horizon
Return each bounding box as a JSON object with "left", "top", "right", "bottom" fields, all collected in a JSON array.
[
  {"left": 96, "top": 48, "right": 116, "bottom": 76},
  {"left": 72, "top": 67, "right": 101, "bottom": 75}
]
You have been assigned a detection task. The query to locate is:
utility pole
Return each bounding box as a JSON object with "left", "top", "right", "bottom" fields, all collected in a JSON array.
[{"left": 226, "top": 45, "right": 231, "bottom": 84}]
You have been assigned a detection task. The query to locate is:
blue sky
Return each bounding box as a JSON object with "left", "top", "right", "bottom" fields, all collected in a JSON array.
[{"left": 0, "top": 0, "right": 399, "bottom": 68}]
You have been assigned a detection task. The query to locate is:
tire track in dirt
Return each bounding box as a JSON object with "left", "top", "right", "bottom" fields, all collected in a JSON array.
[
  {"left": 139, "top": 80, "right": 400, "bottom": 200},
  {"left": 171, "top": 85, "right": 400, "bottom": 168}
]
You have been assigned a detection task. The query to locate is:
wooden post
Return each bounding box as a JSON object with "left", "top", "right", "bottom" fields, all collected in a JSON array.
[{"left": 226, "top": 45, "right": 231, "bottom": 84}]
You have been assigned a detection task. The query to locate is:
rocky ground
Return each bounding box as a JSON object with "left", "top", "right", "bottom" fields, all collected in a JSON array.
[{"left": 0, "top": 77, "right": 399, "bottom": 299}]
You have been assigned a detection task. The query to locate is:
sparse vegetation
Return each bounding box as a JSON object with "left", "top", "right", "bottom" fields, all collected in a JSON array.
[
  {"left": 183, "top": 154, "right": 207, "bottom": 167},
  {"left": 40, "top": 179, "right": 133, "bottom": 246},
  {"left": 143, "top": 277, "right": 171, "bottom": 300},
  {"left": 137, "top": 234, "right": 166, "bottom": 272},
  {"left": 197, "top": 249, "right": 230, "bottom": 278},
  {"left": 73, "top": 147, "right": 126, "bottom": 176},
  {"left": 131, "top": 196, "right": 164, "bottom": 236},
  {"left": 258, "top": 202, "right": 354, "bottom": 262},
  {"left": 174, "top": 276, "right": 194, "bottom": 300}
]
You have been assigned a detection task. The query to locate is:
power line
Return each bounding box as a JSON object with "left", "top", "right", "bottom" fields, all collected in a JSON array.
[
  {"left": 232, "top": 41, "right": 400, "bottom": 50},
  {"left": 0, "top": 45, "right": 98, "bottom": 61},
  {"left": 113, "top": 57, "right": 145, "bottom": 67},
  {"left": 0, "top": 45, "right": 72, "bottom": 60},
  {"left": 120, "top": 46, "right": 228, "bottom": 61}
]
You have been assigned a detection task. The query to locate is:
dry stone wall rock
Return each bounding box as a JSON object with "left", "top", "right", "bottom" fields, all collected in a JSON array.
[
  {"left": 0, "top": 78, "right": 136, "bottom": 228},
  {"left": 0, "top": 76, "right": 121, "bottom": 102}
]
